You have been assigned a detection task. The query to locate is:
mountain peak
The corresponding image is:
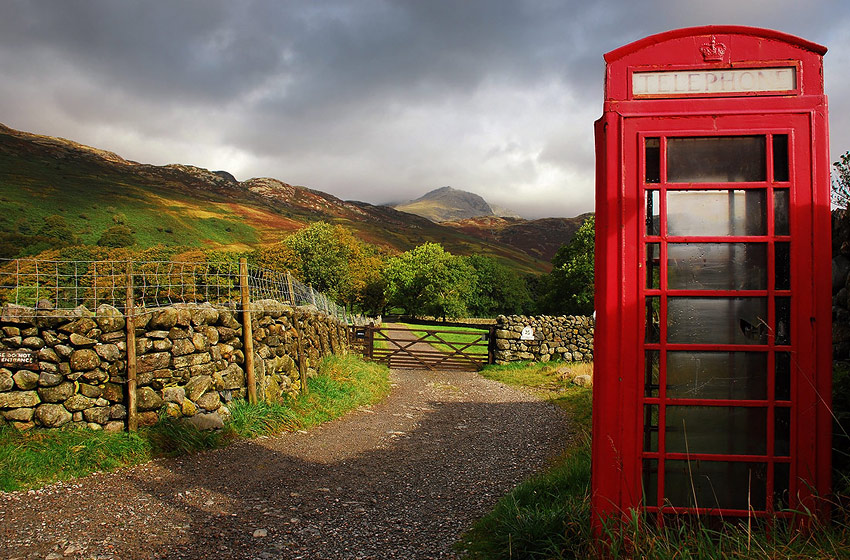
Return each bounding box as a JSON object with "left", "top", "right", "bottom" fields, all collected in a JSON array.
[{"left": 393, "top": 186, "right": 516, "bottom": 223}]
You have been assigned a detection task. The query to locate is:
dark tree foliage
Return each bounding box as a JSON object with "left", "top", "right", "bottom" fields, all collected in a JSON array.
[
  {"left": 97, "top": 225, "right": 135, "bottom": 248},
  {"left": 538, "top": 216, "right": 595, "bottom": 315},
  {"left": 834, "top": 151, "right": 850, "bottom": 209},
  {"left": 466, "top": 255, "right": 532, "bottom": 317}
]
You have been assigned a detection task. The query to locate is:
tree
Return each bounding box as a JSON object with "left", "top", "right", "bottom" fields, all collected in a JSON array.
[
  {"left": 539, "top": 216, "right": 595, "bottom": 315},
  {"left": 276, "top": 221, "right": 383, "bottom": 309},
  {"left": 466, "top": 255, "right": 532, "bottom": 317},
  {"left": 36, "top": 215, "right": 77, "bottom": 246},
  {"left": 834, "top": 151, "right": 850, "bottom": 209},
  {"left": 383, "top": 243, "right": 476, "bottom": 319},
  {"left": 97, "top": 225, "right": 135, "bottom": 248}
]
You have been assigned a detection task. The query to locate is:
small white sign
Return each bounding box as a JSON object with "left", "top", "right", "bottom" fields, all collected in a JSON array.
[
  {"left": 632, "top": 67, "right": 796, "bottom": 97},
  {"left": 520, "top": 326, "right": 535, "bottom": 341}
]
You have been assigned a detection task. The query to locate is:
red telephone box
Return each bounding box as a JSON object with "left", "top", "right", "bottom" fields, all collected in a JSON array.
[{"left": 593, "top": 26, "right": 832, "bottom": 523}]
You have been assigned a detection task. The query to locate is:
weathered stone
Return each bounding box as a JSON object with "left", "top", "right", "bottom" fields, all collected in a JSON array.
[
  {"left": 163, "top": 386, "right": 186, "bottom": 405},
  {"left": 149, "top": 307, "right": 178, "bottom": 330},
  {"left": 1, "top": 336, "right": 21, "bottom": 347},
  {"left": 69, "top": 349, "right": 100, "bottom": 371},
  {"left": 165, "top": 402, "right": 182, "bottom": 418},
  {"left": 110, "top": 404, "right": 127, "bottom": 419},
  {"left": 572, "top": 374, "right": 593, "bottom": 387},
  {"left": 216, "top": 405, "right": 232, "bottom": 423},
  {"left": 94, "top": 304, "right": 125, "bottom": 333},
  {"left": 83, "top": 406, "right": 111, "bottom": 424},
  {"left": 81, "top": 368, "right": 109, "bottom": 384},
  {"left": 171, "top": 338, "right": 196, "bottom": 356},
  {"left": 38, "top": 382, "right": 75, "bottom": 403},
  {"left": 189, "top": 363, "right": 216, "bottom": 378},
  {"left": 191, "top": 332, "right": 210, "bottom": 352},
  {"left": 2, "top": 407, "right": 35, "bottom": 421},
  {"left": 54, "top": 344, "right": 73, "bottom": 359},
  {"left": 102, "top": 383, "right": 123, "bottom": 402},
  {"left": 181, "top": 399, "right": 198, "bottom": 416},
  {"left": 69, "top": 333, "right": 97, "bottom": 347},
  {"left": 35, "top": 404, "right": 72, "bottom": 427},
  {"left": 22, "top": 336, "right": 45, "bottom": 349},
  {"left": 13, "top": 370, "right": 39, "bottom": 390},
  {"left": 138, "top": 411, "right": 159, "bottom": 427},
  {"left": 168, "top": 327, "right": 191, "bottom": 340},
  {"left": 146, "top": 330, "right": 171, "bottom": 340},
  {"left": 195, "top": 391, "right": 221, "bottom": 411},
  {"left": 219, "top": 364, "right": 244, "bottom": 390},
  {"left": 101, "top": 330, "right": 125, "bottom": 343},
  {"left": 37, "top": 347, "right": 60, "bottom": 363},
  {"left": 216, "top": 327, "right": 238, "bottom": 342},
  {"left": 78, "top": 383, "right": 103, "bottom": 399},
  {"left": 190, "top": 304, "right": 219, "bottom": 326},
  {"left": 173, "top": 353, "right": 211, "bottom": 369},
  {"left": 151, "top": 339, "right": 173, "bottom": 351},
  {"left": 1, "top": 304, "right": 35, "bottom": 325},
  {"left": 95, "top": 397, "right": 109, "bottom": 407},
  {"left": 185, "top": 375, "right": 212, "bottom": 401},
  {"left": 201, "top": 326, "right": 219, "bottom": 345},
  {"left": 0, "top": 369, "right": 13, "bottom": 392},
  {"left": 94, "top": 343, "right": 121, "bottom": 361},
  {"left": 183, "top": 412, "right": 224, "bottom": 431},
  {"left": 136, "top": 387, "right": 164, "bottom": 411},
  {"left": 2, "top": 326, "right": 20, "bottom": 337},
  {"left": 104, "top": 421, "right": 124, "bottom": 433},
  {"left": 137, "top": 352, "right": 171, "bottom": 373},
  {"left": 64, "top": 394, "right": 95, "bottom": 412}
]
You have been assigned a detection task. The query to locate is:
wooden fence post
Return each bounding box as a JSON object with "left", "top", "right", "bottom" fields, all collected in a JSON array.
[
  {"left": 125, "top": 262, "right": 138, "bottom": 432},
  {"left": 309, "top": 284, "right": 317, "bottom": 308},
  {"left": 286, "top": 271, "right": 296, "bottom": 306},
  {"left": 297, "top": 327, "right": 308, "bottom": 395},
  {"left": 239, "top": 258, "right": 257, "bottom": 405}
]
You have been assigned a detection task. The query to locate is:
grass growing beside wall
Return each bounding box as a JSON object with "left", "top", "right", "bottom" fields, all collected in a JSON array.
[
  {"left": 457, "top": 361, "right": 850, "bottom": 559},
  {"left": 0, "top": 354, "right": 390, "bottom": 492}
]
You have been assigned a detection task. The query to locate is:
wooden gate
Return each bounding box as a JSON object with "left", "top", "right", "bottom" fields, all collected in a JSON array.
[{"left": 352, "top": 324, "right": 494, "bottom": 371}]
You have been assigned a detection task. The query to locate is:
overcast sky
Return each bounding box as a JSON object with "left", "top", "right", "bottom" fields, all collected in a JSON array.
[{"left": 2, "top": 1, "right": 849, "bottom": 219}]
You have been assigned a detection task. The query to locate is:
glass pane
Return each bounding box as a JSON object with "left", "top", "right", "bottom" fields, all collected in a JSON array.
[
  {"left": 667, "top": 190, "right": 766, "bottom": 236},
  {"left": 667, "top": 351, "right": 767, "bottom": 399},
  {"left": 643, "top": 459, "right": 658, "bottom": 506},
  {"left": 644, "top": 404, "right": 659, "bottom": 452},
  {"left": 775, "top": 462, "right": 790, "bottom": 509},
  {"left": 776, "top": 297, "right": 791, "bottom": 345},
  {"left": 774, "top": 190, "right": 790, "bottom": 236},
  {"left": 668, "top": 297, "right": 768, "bottom": 345},
  {"left": 667, "top": 136, "right": 766, "bottom": 183},
  {"left": 646, "top": 297, "right": 660, "bottom": 343},
  {"left": 645, "top": 350, "right": 660, "bottom": 397},
  {"left": 646, "top": 243, "right": 661, "bottom": 289},
  {"left": 775, "top": 352, "right": 791, "bottom": 401},
  {"left": 773, "top": 135, "right": 789, "bottom": 182},
  {"left": 646, "top": 138, "right": 660, "bottom": 183},
  {"left": 775, "top": 242, "right": 790, "bottom": 290},
  {"left": 665, "top": 460, "right": 767, "bottom": 510},
  {"left": 665, "top": 406, "right": 767, "bottom": 455},
  {"left": 668, "top": 243, "right": 767, "bottom": 290},
  {"left": 775, "top": 407, "right": 790, "bottom": 457},
  {"left": 646, "top": 190, "right": 660, "bottom": 236}
]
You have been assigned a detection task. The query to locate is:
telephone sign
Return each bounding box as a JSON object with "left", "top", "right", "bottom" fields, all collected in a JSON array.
[{"left": 592, "top": 26, "right": 832, "bottom": 525}]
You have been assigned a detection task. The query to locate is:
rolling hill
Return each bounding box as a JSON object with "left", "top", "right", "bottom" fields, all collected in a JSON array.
[{"left": 0, "top": 123, "right": 588, "bottom": 273}]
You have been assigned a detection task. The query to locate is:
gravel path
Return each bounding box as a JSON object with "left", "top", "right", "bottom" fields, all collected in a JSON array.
[{"left": 1, "top": 367, "right": 568, "bottom": 560}]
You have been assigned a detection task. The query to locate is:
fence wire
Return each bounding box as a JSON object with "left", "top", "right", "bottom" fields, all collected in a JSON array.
[{"left": 0, "top": 258, "right": 349, "bottom": 323}]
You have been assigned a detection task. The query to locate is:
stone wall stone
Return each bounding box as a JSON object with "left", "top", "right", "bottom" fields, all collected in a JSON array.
[
  {"left": 0, "top": 300, "right": 348, "bottom": 430},
  {"left": 493, "top": 314, "right": 594, "bottom": 364}
]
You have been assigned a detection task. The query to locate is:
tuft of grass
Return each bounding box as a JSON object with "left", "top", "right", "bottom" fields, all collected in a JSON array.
[
  {"left": 0, "top": 354, "right": 390, "bottom": 492},
  {"left": 0, "top": 425, "right": 151, "bottom": 492}
]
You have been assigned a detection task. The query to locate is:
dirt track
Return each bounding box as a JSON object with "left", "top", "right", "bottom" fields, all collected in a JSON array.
[{"left": 1, "top": 367, "right": 568, "bottom": 560}]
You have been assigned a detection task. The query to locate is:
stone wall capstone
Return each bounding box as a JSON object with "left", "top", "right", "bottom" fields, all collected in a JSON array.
[
  {"left": 0, "top": 299, "right": 348, "bottom": 430},
  {"left": 494, "top": 314, "right": 594, "bottom": 364}
]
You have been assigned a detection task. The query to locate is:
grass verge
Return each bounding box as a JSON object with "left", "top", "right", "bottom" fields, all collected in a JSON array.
[
  {"left": 457, "top": 360, "right": 850, "bottom": 559},
  {"left": 0, "top": 354, "right": 389, "bottom": 492}
]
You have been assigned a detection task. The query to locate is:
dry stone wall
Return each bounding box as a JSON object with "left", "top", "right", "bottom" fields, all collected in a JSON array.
[
  {"left": 0, "top": 299, "right": 348, "bottom": 430},
  {"left": 494, "top": 314, "right": 594, "bottom": 364}
]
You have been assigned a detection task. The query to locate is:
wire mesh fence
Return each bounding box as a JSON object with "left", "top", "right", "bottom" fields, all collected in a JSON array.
[{"left": 0, "top": 258, "right": 350, "bottom": 322}]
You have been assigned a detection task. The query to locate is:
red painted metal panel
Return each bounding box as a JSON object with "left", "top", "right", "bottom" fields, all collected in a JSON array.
[{"left": 592, "top": 26, "right": 831, "bottom": 528}]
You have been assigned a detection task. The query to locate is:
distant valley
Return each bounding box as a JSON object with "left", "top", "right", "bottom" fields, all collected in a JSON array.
[{"left": 0, "top": 123, "right": 589, "bottom": 272}]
